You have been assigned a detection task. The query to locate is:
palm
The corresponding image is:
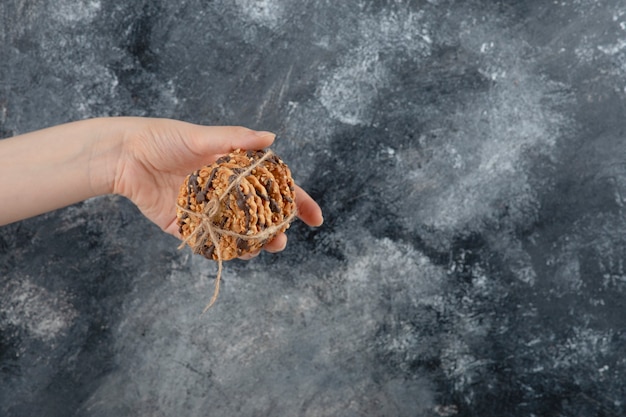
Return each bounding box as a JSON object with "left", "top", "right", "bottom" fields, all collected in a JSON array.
[{"left": 120, "top": 129, "right": 217, "bottom": 235}]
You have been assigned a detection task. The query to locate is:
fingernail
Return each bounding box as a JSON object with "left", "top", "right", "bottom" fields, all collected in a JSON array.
[{"left": 255, "top": 131, "right": 276, "bottom": 139}]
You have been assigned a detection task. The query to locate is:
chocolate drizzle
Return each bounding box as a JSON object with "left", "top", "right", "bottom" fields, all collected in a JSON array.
[{"left": 234, "top": 181, "right": 251, "bottom": 231}]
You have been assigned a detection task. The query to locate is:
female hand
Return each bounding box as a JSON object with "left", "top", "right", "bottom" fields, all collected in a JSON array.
[{"left": 110, "top": 118, "right": 323, "bottom": 255}]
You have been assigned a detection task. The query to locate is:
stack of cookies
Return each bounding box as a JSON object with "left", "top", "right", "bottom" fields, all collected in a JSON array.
[{"left": 176, "top": 149, "right": 297, "bottom": 260}]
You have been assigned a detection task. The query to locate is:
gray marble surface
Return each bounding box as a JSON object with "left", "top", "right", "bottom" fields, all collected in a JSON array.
[{"left": 2, "top": 1, "right": 626, "bottom": 416}]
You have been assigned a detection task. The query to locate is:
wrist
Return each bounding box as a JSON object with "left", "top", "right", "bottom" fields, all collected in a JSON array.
[{"left": 86, "top": 118, "right": 126, "bottom": 197}]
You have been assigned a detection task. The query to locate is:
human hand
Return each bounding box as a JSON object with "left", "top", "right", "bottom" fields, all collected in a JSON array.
[{"left": 111, "top": 118, "right": 323, "bottom": 256}]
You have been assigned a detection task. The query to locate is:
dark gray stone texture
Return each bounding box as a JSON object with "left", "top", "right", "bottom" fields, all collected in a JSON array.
[{"left": 2, "top": 1, "right": 626, "bottom": 416}]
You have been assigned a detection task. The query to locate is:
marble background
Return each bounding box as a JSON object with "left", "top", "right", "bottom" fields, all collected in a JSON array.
[{"left": 2, "top": 1, "right": 626, "bottom": 416}]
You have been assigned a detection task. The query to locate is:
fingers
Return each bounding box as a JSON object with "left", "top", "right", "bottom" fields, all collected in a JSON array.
[
  {"left": 295, "top": 185, "right": 324, "bottom": 227},
  {"left": 187, "top": 124, "right": 276, "bottom": 157},
  {"left": 264, "top": 233, "right": 288, "bottom": 253},
  {"left": 238, "top": 188, "right": 323, "bottom": 261},
  {"left": 163, "top": 215, "right": 182, "bottom": 238},
  {"left": 182, "top": 122, "right": 323, "bottom": 227},
  {"left": 238, "top": 233, "right": 288, "bottom": 260}
]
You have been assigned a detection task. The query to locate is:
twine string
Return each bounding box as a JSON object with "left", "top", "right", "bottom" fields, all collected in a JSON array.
[{"left": 176, "top": 150, "right": 296, "bottom": 313}]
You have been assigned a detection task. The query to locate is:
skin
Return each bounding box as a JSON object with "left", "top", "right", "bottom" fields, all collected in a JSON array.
[{"left": 0, "top": 117, "right": 323, "bottom": 257}]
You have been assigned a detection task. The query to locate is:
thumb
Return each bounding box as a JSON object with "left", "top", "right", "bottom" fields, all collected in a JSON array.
[{"left": 186, "top": 124, "right": 276, "bottom": 156}]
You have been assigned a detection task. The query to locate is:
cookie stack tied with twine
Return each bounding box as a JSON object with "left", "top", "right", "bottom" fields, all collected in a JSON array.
[{"left": 176, "top": 148, "right": 297, "bottom": 312}]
